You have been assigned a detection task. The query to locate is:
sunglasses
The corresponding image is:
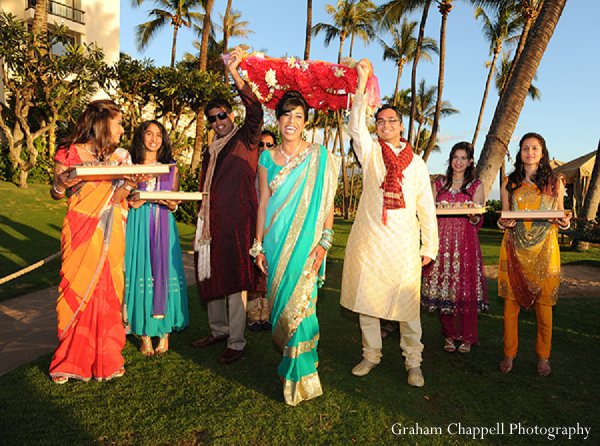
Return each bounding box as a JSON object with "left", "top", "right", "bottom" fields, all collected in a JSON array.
[
  {"left": 258, "top": 142, "right": 275, "bottom": 148},
  {"left": 207, "top": 111, "right": 229, "bottom": 123}
]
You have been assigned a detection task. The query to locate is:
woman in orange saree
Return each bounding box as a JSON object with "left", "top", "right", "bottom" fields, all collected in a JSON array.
[
  {"left": 497, "top": 133, "right": 570, "bottom": 377},
  {"left": 49, "top": 100, "right": 135, "bottom": 383}
]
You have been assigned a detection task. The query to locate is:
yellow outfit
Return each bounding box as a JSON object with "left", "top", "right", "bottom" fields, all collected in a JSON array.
[{"left": 498, "top": 181, "right": 561, "bottom": 359}]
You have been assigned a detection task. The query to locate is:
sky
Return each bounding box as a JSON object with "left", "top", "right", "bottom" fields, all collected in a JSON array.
[{"left": 119, "top": 1, "right": 600, "bottom": 197}]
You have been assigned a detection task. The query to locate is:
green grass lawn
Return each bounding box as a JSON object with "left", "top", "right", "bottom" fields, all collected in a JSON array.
[{"left": 1, "top": 181, "right": 599, "bottom": 444}]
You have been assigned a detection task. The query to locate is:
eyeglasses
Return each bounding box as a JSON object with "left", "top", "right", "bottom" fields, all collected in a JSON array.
[
  {"left": 376, "top": 118, "right": 400, "bottom": 126},
  {"left": 207, "top": 111, "right": 229, "bottom": 123},
  {"left": 258, "top": 142, "right": 274, "bottom": 148}
]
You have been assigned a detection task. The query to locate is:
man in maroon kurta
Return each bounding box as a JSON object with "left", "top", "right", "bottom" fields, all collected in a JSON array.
[{"left": 192, "top": 47, "right": 263, "bottom": 364}]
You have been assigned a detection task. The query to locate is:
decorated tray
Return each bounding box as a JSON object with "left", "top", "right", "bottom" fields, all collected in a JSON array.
[
  {"left": 131, "top": 191, "right": 205, "bottom": 202},
  {"left": 500, "top": 210, "right": 568, "bottom": 220},
  {"left": 436, "top": 207, "right": 487, "bottom": 216},
  {"left": 68, "top": 165, "right": 170, "bottom": 180}
]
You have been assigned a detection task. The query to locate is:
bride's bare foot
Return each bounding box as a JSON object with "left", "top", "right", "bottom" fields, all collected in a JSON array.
[
  {"left": 537, "top": 358, "right": 551, "bottom": 377},
  {"left": 499, "top": 356, "right": 513, "bottom": 374}
]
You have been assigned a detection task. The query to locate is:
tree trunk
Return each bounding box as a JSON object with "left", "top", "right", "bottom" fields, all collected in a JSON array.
[
  {"left": 192, "top": 0, "right": 215, "bottom": 172},
  {"left": 408, "top": 0, "right": 431, "bottom": 146},
  {"left": 336, "top": 111, "right": 349, "bottom": 219},
  {"left": 580, "top": 139, "right": 600, "bottom": 220},
  {"left": 423, "top": 1, "right": 452, "bottom": 163},
  {"left": 32, "top": 0, "right": 48, "bottom": 40},
  {"left": 304, "top": 0, "right": 313, "bottom": 60},
  {"left": 170, "top": 25, "right": 179, "bottom": 68},
  {"left": 392, "top": 62, "right": 404, "bottom": 106},
  {"left": 475, "top": 0, "right": 567, "bottom": 198},
  {"left": 222, "top": 0, "right": 233, "bottom": 54},
  {"left": 472, "top": 48, "right": 500, "bottom": 147}
]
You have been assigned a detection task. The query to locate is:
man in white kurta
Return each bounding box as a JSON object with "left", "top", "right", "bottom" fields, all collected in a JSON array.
[{"left": 340, "top": 59, "right": 438, "bottom": 387}]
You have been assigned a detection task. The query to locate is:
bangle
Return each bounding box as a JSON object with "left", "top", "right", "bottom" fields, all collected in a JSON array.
[
  {"left": 123, "top": 183, "right": 134, "bottom": 192},
  {"left": 169, "top": 204, "right": 178, "bottom": 213},
  {"left": 558, "top": 221, "right": 570, "bottom": 230},
  {"left": 249, "top": 238, "right": 265, "bottom": 258},
  {"left": 318, "top": 228, "right": 334, "bottom": 251},
  {"left": 469, "top": 215, "right": 481, "bottom": 225},
  {"left": 497, "top": 219, "right": 506, "bottom": 230},
  {"left": 52, "top": 183, "right": 65, "bottom": 195}
]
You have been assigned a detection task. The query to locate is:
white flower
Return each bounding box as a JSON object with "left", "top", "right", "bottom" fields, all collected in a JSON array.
[
  {"left": 333, "top": 67, "right": 346, "bottom": 77},
  {"left": 299, "top": 60, "right": 309, "bottom": 71},
  {"left": 265, "top": 68, "right": 278, "bottom": 88},
  {"left": 286, "top": 56, "right": 297, "bottom": 68}
]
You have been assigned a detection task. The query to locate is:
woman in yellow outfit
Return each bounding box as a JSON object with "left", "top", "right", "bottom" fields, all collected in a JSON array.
[{"left": 497, "top": 132, "right": 570, "bottom": 377}]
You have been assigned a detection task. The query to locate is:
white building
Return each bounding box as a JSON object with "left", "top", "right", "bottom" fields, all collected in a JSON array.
[{"left": 2, "top": 0, "right": 120, "bottom": 66}]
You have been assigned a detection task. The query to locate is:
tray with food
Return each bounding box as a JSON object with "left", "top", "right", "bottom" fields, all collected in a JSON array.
[
  {"left": 68, "top": 164, "right": 170, "bottom": 180},
  {"left": 131, "top": 191, "right": 205, "bottom": 201}
]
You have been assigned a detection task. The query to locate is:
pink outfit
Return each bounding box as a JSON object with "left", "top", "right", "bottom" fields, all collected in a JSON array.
[{"left": 421, "top": 177, "right": 488, "bottom": 344}]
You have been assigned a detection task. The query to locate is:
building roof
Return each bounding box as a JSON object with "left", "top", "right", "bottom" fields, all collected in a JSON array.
[{"left": 553, "top": 151, "right": 596, "bottom": 183}]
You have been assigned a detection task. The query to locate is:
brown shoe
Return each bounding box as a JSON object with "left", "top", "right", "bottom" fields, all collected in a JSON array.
[
  {"left": 190, "top": 333, "right": 228, "bottom": 348},
  {"left": 218, "top": 348, "right": 244, "bottom": 364}
]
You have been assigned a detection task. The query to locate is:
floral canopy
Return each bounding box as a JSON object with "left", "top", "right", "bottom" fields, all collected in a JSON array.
[{"left": 239, "top": 55, "right": 381, "bottom": 111}]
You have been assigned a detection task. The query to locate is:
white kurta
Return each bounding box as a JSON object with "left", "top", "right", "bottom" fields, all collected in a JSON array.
[{"left": 340, "top": 92, "right": 439, "bottom": 322}]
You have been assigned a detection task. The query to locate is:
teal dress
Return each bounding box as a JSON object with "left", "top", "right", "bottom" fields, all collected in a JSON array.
[
  {"left": 259, "top": 144, "right": 339, "bottom": 406},
  {"left": 124, "top": 166, "right": 189, "bottom": 338}
]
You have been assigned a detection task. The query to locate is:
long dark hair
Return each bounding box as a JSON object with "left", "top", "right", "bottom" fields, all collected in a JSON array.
[
  {"left": 441, "top": 141, "right": 476, "bottom": 197},
  {"left": 60, "top": 99, "right": 121, "bottom": 161},
  {"left": 130, "top": 120, "right": 172, "bottom": 164},
  {"left": 275, "top": 90, "right": 309, "bottom": 121},
  {"left": 506, "top": 132, "right": 556, "bottom": 196}
]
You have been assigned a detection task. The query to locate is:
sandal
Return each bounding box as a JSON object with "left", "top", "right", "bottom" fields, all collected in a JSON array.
[
  {"left": 52, "top": 376, "right": 68, "bottom": 385},
  {"left": 458, "top": 343, "right": 471, "bottom": 353},
  {"left": 380, "top": 321, "right": 398, "bottom": 339},
  {"left": 140, "top": 336, "right": 154, "bottom": 356},
  {"left": 443, "top": 337, "right": 456, "bottom": 353},
  {"left": 155, "top": 334, "right": 169, "bottom": 354},
  {"left": 499, "top": 356, "right": 513, "bottom": 374},
  {"left": 537, "top": 358, "right": 551, "bottom": 377}
]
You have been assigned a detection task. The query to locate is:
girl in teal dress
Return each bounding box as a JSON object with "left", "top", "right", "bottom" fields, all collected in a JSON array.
[
  {"left": 124, "top": 120, "right": 189, "bottom": 356},
  {"left": 252, "top": 91, "right": 339, "bottom": 406}
]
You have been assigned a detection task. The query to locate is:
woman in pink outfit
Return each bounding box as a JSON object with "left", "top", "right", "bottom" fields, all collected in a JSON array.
[{"left": 421, "top": 142, "right": 488, "bottom": 353}]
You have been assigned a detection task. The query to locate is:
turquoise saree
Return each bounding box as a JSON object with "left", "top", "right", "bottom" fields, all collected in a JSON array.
[{"left": 259, "top": 144, "right": 339, "bottom": 406}]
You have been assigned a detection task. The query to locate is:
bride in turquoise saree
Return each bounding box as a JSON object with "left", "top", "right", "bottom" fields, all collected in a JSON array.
[{"left": 253, "top": 91, "right": 339, "bottom": 406}]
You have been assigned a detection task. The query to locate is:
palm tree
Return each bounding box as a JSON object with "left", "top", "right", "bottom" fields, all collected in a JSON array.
[
  {"left": 304, "top": 0, "right": 313, "bottom": 60},
  {"left": 191, "top": 0, "right": 215, "bottom": 173},
  {"left": 379, "top": 19, "right": 438, "bottom": 106},
  {"left": 475, "top": 0, "right": 567, "bottom": 198},
  {"left": 376, "top": 0, "right": 434, "bottom": 146},
  {"left": 221, "top": 0, "right": 233, "bottom": 54},
  {"left": 217, "top": 8, "right": 253, "bottom": 54},
  {"left": 411, "top": 80, "right": 458, "bottom": 157},
  {"left": 494, "top": 51, "right": 540, "bottom": 101},
  {"left": 132, "top": 0, "right": 204, "bottom": 68},
  {"left": 312, "top": 0, "right": 376, "bottom": 64},
  {"left": 471, "top": 2, "right": 521, "bottom": 147},
  {"left": 502, "top": 0, "right": 544, "bottom": 96}
]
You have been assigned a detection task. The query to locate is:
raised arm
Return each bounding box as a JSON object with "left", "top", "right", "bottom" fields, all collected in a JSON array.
[
  {"left": 348, "top": 59, "right": 375, "bottom": 164},
  {"left": 227, "top": 46, "right": 264, "bottom": 148}
]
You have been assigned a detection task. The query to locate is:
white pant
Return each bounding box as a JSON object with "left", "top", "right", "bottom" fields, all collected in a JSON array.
[
  {"left": 207, "top": 291, "right": 247, "bottom": 350},
  {"left": 359, "top": 313, "right": 423, "bottom": 370}
]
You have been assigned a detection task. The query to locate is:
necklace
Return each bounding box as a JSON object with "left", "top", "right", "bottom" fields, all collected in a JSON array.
[
  {"left": 278, "top": 142, "right": 303, "bottom": 165},
  {"left": 452, "top": 178, "right": 464, "bottom": 183},
  {"left": 81, "top": 144, "right": 97, "bottom": 157}
]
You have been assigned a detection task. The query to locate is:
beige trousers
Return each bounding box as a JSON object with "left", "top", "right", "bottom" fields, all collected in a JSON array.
[
  {"left": 359, "top": 313, "right": 423, "bottom": 370},
  {"left": 207, "top": 291, "right": 247, "bottom": 350}
]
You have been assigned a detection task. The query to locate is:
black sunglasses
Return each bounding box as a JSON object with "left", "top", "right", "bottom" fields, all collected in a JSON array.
[
  {"left": 207, "top": 111, "right": 229, "bottom": 123},
  {"left": 258, "top": 142, "right": 275, "bottom": 148}
]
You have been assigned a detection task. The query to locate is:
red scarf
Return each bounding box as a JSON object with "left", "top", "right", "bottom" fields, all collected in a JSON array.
[{"left": 379, "top": 138, "right": 414, "bottom": 225}]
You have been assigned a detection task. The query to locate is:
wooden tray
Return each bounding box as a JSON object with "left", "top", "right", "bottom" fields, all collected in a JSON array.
[
  {"left": 500, "top": 210, "right": 567, "bottom": 219},
  {"left": 131, "top": 191, "right": 205, "bottom": 201},
  {"left": 68, "top": 165, "right": 170, "bottom": 180},
  {"left": 436, "top": 207, "right": 487, "bottom": 216}
]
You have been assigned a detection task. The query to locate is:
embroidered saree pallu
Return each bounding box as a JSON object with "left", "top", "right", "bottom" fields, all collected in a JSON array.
[
  {"left": 498, "top": 183, "right": 561, "bottom": 309},
  {"left": 261, "top": 144, "right": 339, "bottom": 406}
]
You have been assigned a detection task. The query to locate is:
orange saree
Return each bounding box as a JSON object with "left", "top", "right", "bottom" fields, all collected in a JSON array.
[{"left": 49, "top": 147, "right": 130, "bottom": 381}]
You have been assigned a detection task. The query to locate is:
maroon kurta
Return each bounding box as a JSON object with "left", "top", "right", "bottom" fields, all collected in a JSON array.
[{"left": 196, "top": 84, "right": 263, "bottom": 301}]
